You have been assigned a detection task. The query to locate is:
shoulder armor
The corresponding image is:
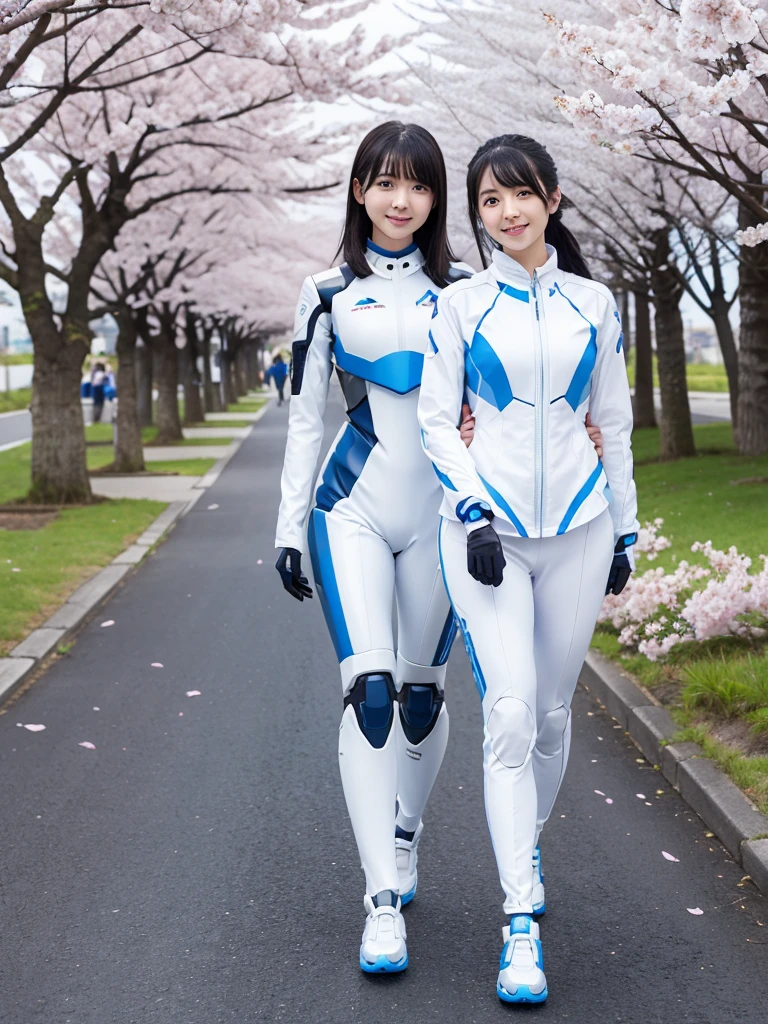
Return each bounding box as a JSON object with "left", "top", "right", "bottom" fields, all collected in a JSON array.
[{"left": 313, "top": 264, "right": 356, "bottom": 315}]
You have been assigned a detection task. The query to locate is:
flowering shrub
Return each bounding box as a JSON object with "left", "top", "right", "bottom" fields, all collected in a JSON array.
[{"left": 598, "top": 520, "right": 768, "bottom": 660}]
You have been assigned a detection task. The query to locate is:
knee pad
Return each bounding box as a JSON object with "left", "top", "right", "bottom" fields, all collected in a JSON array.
[
  {"left": 398, "top": 684, "right": 444, "bottom": 745},
  {"left": 536, "top": 704, "right": 570, "bottom": 757},
  {"left": 487, "top": 696, "right": 535, "bottom": 768},
  {"left": 344, "top": 673, "right": 396, "bottom": 749}
]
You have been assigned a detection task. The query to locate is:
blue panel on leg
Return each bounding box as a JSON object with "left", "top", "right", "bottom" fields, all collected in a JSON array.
[{"left": 307, "top": 510, "right": 353, "bottom": 661}]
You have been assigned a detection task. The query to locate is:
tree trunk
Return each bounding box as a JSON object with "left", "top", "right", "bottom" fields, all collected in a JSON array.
[
  {"left": 136, "top": 340, "right": 153, "bottom": 427},
  {"left": 619, "top": 290, "right": 631, "bottom": 366},
  {"left": 711, "top": 295, "right": 738, "bottom": 436},
  {"left": 180, "top": 334, "right": 204, "bottom": 425},
  {"left": 650, "top": 230, "right": 695, "bottom": 459},
  {"left": 236, "top": 346, "right": 248, "bottom": 396},
  {"left": 246, "top": 343, "right": 260, "bottom": 390},
  {"left": 201, "top": 329, "right": 217, "bottom": 414},
  {"left": 220, "top": 352, "right": 236, "bottom": 407},
  {"left": 154, "top": 329, "right": 183, "bottom": 444},
  {"left": 114, "top": 310, "right": 145, "bottom": 473},
  {"left": 632, "top": 290, "right": 657, "bottom": 429},
  {"left": 736, "top": 205, "right": 768, "bottom": 455},
  {"left": 29, "top": 334, "right": 92, "bottom": 503}
]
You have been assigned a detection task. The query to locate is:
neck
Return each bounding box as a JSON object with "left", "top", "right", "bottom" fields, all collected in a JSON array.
[
  {"left": 370, "top": 225, "right": 414, "bottom": 252},
  {"left": 501, "top": 236, "right": 548, "bottom": 278}
]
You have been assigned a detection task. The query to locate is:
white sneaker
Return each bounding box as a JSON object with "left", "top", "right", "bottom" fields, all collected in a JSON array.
[
  {"left": 532, "top": 844, "right": 545, "bottom": 917},
  {"left": 359, "top": 893, "right": 408, "bottom": 973},
  {"left": 395, "top": 821, "right": 423, "bottom": 906},
  {"left": 497, "top": 915, "right": 548, "bottom": 1004}
]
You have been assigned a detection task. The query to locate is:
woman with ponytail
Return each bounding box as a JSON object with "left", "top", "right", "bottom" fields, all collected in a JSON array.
[{"left": 418, "top": 135, "right": 638, "bottom": 1004}]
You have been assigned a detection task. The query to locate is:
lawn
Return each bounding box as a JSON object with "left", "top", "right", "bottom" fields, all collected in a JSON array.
[
  {"left": 0, "top": 443, "right": 164, "bottom": 655},
  {"left": 0, "top": 387, "right": 31, "bottom": 413},
  {"left": 625, "top": 352, "right": 729, "bottom": 392},
  {"left": 226, "top": 396, "right": 267, "bottom": 413},
  {"left": 0, "top": 353, "right": 33, "bottom": 365},
  {"left": 86, "top": 446, "right": 216, "bottom": 476},
  {"left": 594, "top": 420, "right": 768, "bottom": 813}
]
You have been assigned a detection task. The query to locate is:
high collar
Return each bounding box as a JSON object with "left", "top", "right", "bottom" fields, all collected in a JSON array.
[
  {"left": 366, "top": 240, "right": 425, "bottom": 280},
  {"left": 491, "top": 243, "right": 558, "bottom": 287}
]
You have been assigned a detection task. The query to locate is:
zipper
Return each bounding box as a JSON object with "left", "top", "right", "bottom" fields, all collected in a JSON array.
[
  {"left": 532, "top": 269, "right": 545, "bottom": 534},
  {"left": 394, "top": 260, "right": 405, "bottom": 351}
]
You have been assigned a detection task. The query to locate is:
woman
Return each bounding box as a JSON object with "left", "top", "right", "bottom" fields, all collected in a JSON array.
[
  {"left": 274, "top": 123, "right": 604, "bottom": 974},
  {"left": 418, "top": 135, "right": 638, "bottom": 1003}
]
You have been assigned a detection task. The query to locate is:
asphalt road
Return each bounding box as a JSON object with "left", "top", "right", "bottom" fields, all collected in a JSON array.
[
  {"left": 1, "top": 389, "right": 765, "bottom": 1024},
  {"left": 0, "top": 408, "right": 32, "bottom": 449}
]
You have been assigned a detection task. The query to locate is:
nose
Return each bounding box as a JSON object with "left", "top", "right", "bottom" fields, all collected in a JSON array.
[
  {"left": 502, "top": 197, "right": 521, "bottom": 221},
  {"left": 391, "top": 188, "right": 409, "bottom": 209}
]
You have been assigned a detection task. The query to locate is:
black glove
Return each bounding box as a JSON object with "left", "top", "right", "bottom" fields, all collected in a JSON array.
[
  {"left": 467, "top": 524, "right": 506, "bottom": 587},
  {"left": 275, "top": 547, "right": 313, "bottom": 601},
  {"left": 606, "top": 553, "right": 632, "bottom": 595}
]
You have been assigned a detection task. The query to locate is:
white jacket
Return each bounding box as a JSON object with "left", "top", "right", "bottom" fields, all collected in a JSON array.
[
  {"left": 275, "top": 242, "right": 473, "bottom": 552},
  {"left": 418, "top": 245, "right": 638, "bottom": 545}
]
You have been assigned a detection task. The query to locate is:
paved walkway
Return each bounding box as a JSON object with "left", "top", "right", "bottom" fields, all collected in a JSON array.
[
  {"left": 89, "top": 475, "right": 203, "bottom": 502},
  {"left": 144, "top": 444, "right": 233, "bottom": 461},
  {"left": 0, "top": 395, "right": 764, "bottom": 1023}
]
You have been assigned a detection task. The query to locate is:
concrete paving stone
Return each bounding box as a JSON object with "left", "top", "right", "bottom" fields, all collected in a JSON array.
[
  {"left": 628, "top": 704, "right": 678, "bottom": 766},
  {"left": 111, "top": 544, "right": 150, "bottom": 565},
  {"left": 677, "top": 756, "right": 768, "bottom": 860},
  {"left": 90, "top": 476, "right": 202, "bottom": 502},
  {"left": 203, "top": 411, "right": 264, "bottom": 422},
  {"left": 742, "top": 839, "right": 768, "bottom": 896},
  {"left": 0, "top": 657, "right": 34, "bottom": 700},
  {"left": 661, "top": 741, "right": 705, "bottom": 789},
  {"left": 66, "top": 564, "right": 131, "bottom": 610},
  {"left": 42, "top": 603, "right": 90, "bottom": 631},
  {"left": 10, "top": 628, "right": 66, "bottom": 660},
  {"left": 144, "top": 445, "right": 231, "bottom": 461},
  {"left": 580, "top": 650, "right": 651, "bottom": 730}
]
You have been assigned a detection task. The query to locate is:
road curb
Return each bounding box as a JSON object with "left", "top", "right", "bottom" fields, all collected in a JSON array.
[
  {"left": 579, "top": 649, "right": 768, "bottom": 896},
  {"left": 0, "top": 398, "right": 271, "bottom": 708}
]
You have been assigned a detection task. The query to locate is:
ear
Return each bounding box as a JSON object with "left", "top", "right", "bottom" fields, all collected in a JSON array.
[
  {"left": 352, "top": 178, "right": 366, "bottom": 206},
  {"left": 549, "top": 186, "right": 562, "bottom": 215}
]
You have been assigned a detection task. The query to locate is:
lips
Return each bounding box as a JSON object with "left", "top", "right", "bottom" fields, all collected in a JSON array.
[
  {"left": 503, "top": 224, "right": 528, "bottom": 236},
  {"left": 386, "top": 215, "right": 411, "bottom": 225}
]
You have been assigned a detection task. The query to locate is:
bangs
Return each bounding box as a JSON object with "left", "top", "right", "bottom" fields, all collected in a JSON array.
[
  {"left": 367, "top": 134, "right": 440, "bottom": 191},
  {"left": 483, "top": 148, "right": 548, "bottom": 204}
]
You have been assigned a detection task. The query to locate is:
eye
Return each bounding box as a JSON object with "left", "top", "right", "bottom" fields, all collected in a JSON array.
[
  {"left": 378, "top": 179, "right": 393, "bottom": 188},
  {"left": 483, "top": 197, "right": 499, "bottom": 206},
  {"left": 517, "top": 189, "right": 532, "bottom": 198},
  {"left": 413, "top": 184, "right": 430, "bottom": 192}
]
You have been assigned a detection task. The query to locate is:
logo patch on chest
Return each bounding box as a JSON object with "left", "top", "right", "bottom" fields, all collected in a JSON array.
[
  {"left": 415, "top": 289, "right": 438, "bottom": 307},
  {"left": 352, "top": 297, "right": 385, "bottom": 311}
]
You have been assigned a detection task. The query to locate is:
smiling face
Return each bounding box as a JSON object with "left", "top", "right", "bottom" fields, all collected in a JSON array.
[
  {"left": 353, "top": 170, "right": 435, "bottom": 252},
  {"left": 477, "top": 166, "right": 561, "bottom": 275}
]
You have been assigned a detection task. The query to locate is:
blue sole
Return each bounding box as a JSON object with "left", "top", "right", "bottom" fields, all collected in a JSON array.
[
  {"left": 497, "top": 982, "right": 548, "bottom": 1004},
  {"left": 532, "top": 902, "right": 546, "bottom": 918},
  {"left": 400, "top": 886, "right": 416, "bottom": 907},
  {"left": 360, "top": 952, "right": 408, "bottom": 973}
]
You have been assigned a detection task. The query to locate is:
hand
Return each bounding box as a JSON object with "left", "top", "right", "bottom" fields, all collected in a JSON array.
[
  {"left": 459, "top": 403, "right": 475, "bottom": 448},
  {"left": 275, "top": 547, "right": 313, "bottom": 601},
  {"left": 585, "top": 412, "right": 603, "bottom": 460},
  {"left": 605, "top": 546, "right": 635, "bottom": 596},
  {"left": 467, "top": 523, "right": 506, "bottom": 587}
]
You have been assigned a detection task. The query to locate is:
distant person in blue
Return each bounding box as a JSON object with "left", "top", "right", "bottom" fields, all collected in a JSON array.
[
  {"left": 90, "top": 361, "right": 106, "bottom": 422},
  {"left": 266, "top": 353, "right": 289, "bottom": 405}
]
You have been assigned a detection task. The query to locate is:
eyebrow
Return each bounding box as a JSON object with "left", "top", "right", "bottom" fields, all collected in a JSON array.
[{"left": 479, "top": 188, "right": 499, "bottom": 196}]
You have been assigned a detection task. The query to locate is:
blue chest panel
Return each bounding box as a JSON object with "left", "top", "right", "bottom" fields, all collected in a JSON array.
[{"left": 333, "top": 334, "right": 423, "bottom": 395}]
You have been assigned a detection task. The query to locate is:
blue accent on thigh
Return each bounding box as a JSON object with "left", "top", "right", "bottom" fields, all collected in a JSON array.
[
  {"left": 307, "top": 510, "right": 353, "bottom": 661},
  {"left": 432, "top": 609, "right": 457, "bottom": 666},
  {"left": 437, "top": 522, "right": 486, "bottom": 698},
  {"left": 557, "top": 460, "right": 604, "bottom": 535}
]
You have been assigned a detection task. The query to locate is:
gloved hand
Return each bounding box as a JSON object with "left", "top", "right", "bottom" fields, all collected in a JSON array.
[
  {"left": 467, "top": 523, "right": 506, "bottom": 587},
  {"left": 606, "top": 543, "right": 635, "bottom": 596},
  {"left": 275, "top": 547, "right": 313, "bottom": 601}
]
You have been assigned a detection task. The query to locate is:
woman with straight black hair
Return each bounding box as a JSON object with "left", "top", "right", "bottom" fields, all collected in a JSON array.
[
  {"left": 419, "top": 134, "right": 638, "bottom": 1003},
  {"left": 273, "top": 121, "right": 475, "bottom": 974}
]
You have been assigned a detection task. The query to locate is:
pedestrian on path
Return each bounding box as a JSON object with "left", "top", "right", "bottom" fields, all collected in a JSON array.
[
  {"left": 273, "top": 122, "right": 607, "bottom": 977},
  {"left": 265, "top": 353, "right": 289, "bottom": 405},
  {"left": 418, "top": 134, "right": 639, "bottom": 1005},
  {"left": 90, "top": 360, "right": 106, "bottom": 423}
]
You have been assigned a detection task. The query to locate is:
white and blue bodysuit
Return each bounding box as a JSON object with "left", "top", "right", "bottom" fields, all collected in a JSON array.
[
  {"left": 275, "top": 242, "right": 472, "bottom": 897},
  {"left": 418, "top": 245, "right": 639, "bottom": 915}
]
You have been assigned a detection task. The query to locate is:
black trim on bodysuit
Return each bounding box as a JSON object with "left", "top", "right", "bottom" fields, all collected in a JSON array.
[{"left": 291, "top": 264, "right": 355, "bottom": 396}]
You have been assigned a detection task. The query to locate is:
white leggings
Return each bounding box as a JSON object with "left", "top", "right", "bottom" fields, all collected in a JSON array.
[{"left": 438, "top": 509, "right": 614, "bottom": 915}]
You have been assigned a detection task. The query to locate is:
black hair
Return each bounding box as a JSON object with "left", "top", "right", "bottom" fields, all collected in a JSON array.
[
  {"left": 466, "top": 134, "right": 591, "bottom": 278},
  {"left": 335, "top": 121, "right": 457, "bottom": 288}
]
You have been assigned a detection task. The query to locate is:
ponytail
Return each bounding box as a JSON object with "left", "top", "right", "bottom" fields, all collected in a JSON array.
[{"left": 545, "top": 205, "right": 592, "bottom": 279}]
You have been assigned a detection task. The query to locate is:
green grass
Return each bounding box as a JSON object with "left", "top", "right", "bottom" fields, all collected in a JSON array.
[
  {"left": 672, "top": 725, "right": 768, "bottom": 816},
  {"left": 85, "top": 424, "right": 234, "bottom": 447},
  {"left": 226, "top": 397, "right": 267, "bottom": 413},
  {"left": 0, "top": 443, "right": 33, "bottom": 504},
  {"left": 86, "top": 447, "right": 216, "bottom": 476},
  {"left": 195, "top": 418, "right": 252, "bottom": 428},
  {"left": 0, "top": 353, "right": 33, "bottom": 365},
  {"left": 625, "top": 352, "right": 729, "bottom": 392},
  {"left": 0, "top": 387, "right": 31, "bottom": 413},
  {"left": 632, "top": 422, "right": 768, "bottom": 568},
  {"left": 0, "top": 498, "right": 164, "bottom": 655}
]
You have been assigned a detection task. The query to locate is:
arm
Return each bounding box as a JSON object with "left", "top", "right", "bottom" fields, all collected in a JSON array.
[
  {"left": 588, "top": 298, "right": 639, "bottom": 547},
  {"left": 274, "top": 275, "right": 333, "bottom": 553},
  {"left": 417, "top": 296, "right": 489, "bottom": 527}
]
